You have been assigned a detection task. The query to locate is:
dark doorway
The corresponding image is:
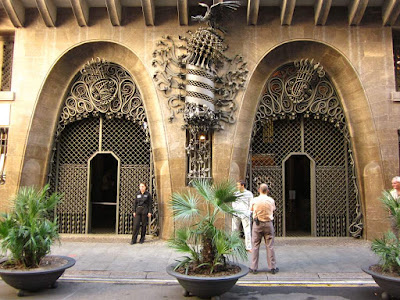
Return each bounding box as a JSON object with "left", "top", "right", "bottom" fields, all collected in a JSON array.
[
  {"left": 90, "top": 154, "right": 118, "bottom": 233},
  {"left": 285, "top": 155, "right": 311, "bottom": 236}
]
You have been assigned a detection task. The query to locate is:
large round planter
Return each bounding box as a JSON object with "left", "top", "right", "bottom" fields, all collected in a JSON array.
[
  {"left": 166, "top": 263, "right": 249, "bottom": 299},
  {"left": 362, "top": 265, "right": 400, "bottom": 298},
  {"left": 0, "top": 255, "right": 75, "bottom": 296}
]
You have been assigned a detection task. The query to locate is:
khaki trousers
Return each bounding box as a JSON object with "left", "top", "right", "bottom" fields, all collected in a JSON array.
[{"left": 251, "top": 220, "right": 276, "bottom": 270}]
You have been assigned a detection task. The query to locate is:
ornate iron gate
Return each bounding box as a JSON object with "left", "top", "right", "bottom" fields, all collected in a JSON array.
[
  {"left": 247, "top": 60, "right": 363, "bottom": 238},
  {"left": 48, "top": 58, "right": 159, "bottom": 235}
]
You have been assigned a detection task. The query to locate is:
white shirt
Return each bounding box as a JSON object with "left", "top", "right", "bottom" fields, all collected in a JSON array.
[
  {"left": 391, "top": 189, "right": 400, "bottom": 199},
  {"left": 233, "top": 189, "right": 253, "bottom": 218}
]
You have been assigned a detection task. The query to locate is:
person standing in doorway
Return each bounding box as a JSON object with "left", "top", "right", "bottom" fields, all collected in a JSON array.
[
  {"left": 131, "top": 183, "right": 152, "bottom": 244},
  {"left": 249, "top": 183, "right": 279, "bottom": 274},
  {"left": 232, "top": 180, "right": 253, "bottom": 252}
]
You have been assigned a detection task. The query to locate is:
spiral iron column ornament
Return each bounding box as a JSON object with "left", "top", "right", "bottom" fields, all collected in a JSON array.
[{"left": 153, "top": 4, "right": 248, "bottom": 182}]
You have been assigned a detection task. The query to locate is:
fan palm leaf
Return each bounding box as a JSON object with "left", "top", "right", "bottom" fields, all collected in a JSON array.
[
  {"left": 381, "top": 190, "right": 400, "bottom": 229},
  {"left": 169, "top": 179, "right": 247, "bottom": 274},
  {"left": 171, "top": 191, "right": 200, "bottom": 221}
]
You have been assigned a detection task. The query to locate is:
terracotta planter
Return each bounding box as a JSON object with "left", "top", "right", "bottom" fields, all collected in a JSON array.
[
  {"left": 362, "top": 265, "right": 400, "bottom": 298},
  {"left": 0, "top": 255, "right": 75, "bottom": 296},
  {"left": 166, "top": 263, "right": 249, "bottom": 299}
]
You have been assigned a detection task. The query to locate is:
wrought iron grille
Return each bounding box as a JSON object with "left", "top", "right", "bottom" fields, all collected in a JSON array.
[
  {"left": 0, "top": 127, "right": 8, "bottom": 184},
  {"left": 247, "top": 61, "right": 362, "bottom": 238},
  {"left": 49, "top": 59, "right": 159, "bottom": 235},
  {"left": 186, "top": 130, "right": 212, "bottom": 184},
  {"left": 393, "top": 29, "right": 400, "bottom": 91},
  {"left": 1, "top": 40, "right": 13, "bottom": 91},
  {"left": 54, "top": 118, "right": 98, "bottom": 233}
]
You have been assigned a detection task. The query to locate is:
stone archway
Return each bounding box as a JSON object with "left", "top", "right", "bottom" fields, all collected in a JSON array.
[
  {"left": 19, "top": 41, "right": 172, "bottom": 238},
  {"left": 231, "top": 40, "right": 385, "bottom": 239}
]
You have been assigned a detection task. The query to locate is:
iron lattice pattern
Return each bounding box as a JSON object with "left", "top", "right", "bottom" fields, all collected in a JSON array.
[
  {"left": 248, "top": 61, "right": 362, "bottom": 237},
  {"left": 250, "top": 119, "right": 302, "bottom": 236},
  {"left": 102, "top": 118, "right": 156, "bottom": 234},
  {"left": 250, "top": 118, "right": 355, "bottom": 237},
  {"left": 304, "top": 118, "right": 349, "bottom": 237},
  {"left": 51, "top": 117, "right": 158, "bottom": 235},
  {"left": 251, "top": 167, "right": 283, "bottom": 236},
  {"left": 57, "top": 165, "right": 87, "bottom": 233},
  {"left": 1, "top": 40, "right": 13, "bottom": 91},
  {"left": 55, "top": 118, "right": 99, "bottom": 233},
  {"left": 119, "top": 166, "right": 150, "bottom": 234},
  {"left": 49, "top": 59, "right": 159, "bottom": 235}
]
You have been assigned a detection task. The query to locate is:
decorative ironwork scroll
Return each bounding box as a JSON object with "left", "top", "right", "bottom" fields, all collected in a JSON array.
[
  {"left": 153, "top": 34, "right": 247, "bottom": 129},
  {"left": 248, "top": 61, "right": 363, "bottom": 238},
  {"left": 186, "top": 130, "right": 212, "bottom": 181},
  {"left": 57, "top": 58, "right": 147, "bottom": 138},
  {"left": 48, "top": 58, "right": 159, "bottom": 235},
  {"left": 153, "top": 4, "right": 247, "bottom": 182}
]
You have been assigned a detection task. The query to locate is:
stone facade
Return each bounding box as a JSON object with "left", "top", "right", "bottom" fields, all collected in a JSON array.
[{"left": 0, "top": 6, "right": 398, "bottom": 240}]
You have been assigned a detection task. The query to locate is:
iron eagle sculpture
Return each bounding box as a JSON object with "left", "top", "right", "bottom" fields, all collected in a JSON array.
[{"left": 191, "top": 1, "right": 240, "bottom": 32}]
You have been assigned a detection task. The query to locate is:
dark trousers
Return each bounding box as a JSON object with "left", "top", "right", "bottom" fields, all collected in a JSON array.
[{"left": 132, "top": 206, "right": 148, "bottom": 242}]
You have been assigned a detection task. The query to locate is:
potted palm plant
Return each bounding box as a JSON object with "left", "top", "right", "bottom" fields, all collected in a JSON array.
[
  {"left": 0, "top": 184, "right": 75, "bottom": 296},
  {"left": 362, "top": 190, "right": 400, "bottom": 299},
  {"left": 166, "top": 179, "right": 249, "bottom": 299}
]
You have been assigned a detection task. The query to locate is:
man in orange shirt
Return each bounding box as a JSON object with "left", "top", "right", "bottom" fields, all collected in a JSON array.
[{"left": 249, "top": 183, "right": 279, "bottom": 274}]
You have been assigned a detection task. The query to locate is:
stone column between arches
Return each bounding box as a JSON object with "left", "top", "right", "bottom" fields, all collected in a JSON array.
[
  {"left": 230, "top": 40, "right": 385, "bottom": 240},
  {"left": 19, "top": 41, "right": 173, "bottom": 239}
]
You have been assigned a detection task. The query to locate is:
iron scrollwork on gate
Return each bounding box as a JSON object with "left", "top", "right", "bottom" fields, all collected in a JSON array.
[
  {"left": 48, "top": 58, "right": 159, "bottom": 235},
  {"left": 248, "top": 59, "right": 363, "bottom": 238}
]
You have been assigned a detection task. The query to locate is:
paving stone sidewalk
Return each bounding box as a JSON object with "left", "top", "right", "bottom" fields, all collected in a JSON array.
[{"left": 50, "top": 236, "right": 378, "bottom": 283}]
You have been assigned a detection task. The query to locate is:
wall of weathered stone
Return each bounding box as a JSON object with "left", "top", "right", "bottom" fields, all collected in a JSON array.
[{"left": 0, "top": 6, "right": 397, "bottom": 239}]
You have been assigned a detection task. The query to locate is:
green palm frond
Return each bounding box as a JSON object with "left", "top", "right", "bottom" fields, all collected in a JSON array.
[
  {"left": 225, "top": 231, "right": 248, "bottom": 261},
  {"left": 381, "top": 190, "right": 400, "bottom": 228},
  {"left": 168, "top": 228, "right": 200, "bottom": 261},
  {"left": 191, "top": 179, "right": 213, "bottom": 203},
  {"left": 171, "top": 191, "right": 200, "bottom": 221},
  {"left": 214, "top": 231, "right": 232, "bottom": 256},
  {"left": 381, "top": 190, "right": 400, "bottom": 215},
  {"left": 0, "top": 185, "right": 62, "bottom": 268},
  {"left": 169, "top": 179, "right": 248, "bottom": 274},
  {"left": 173, "top": 256, "right": 193, "bottom": 274},
  {"left": 213, "top": 180, "right": 237, "bottom": 206},
  {"left": 213, "top": 230, "right": 246, "bottom": 261},
  {"left": 372, "top": 231, "right": 400, "bottom": 272}
]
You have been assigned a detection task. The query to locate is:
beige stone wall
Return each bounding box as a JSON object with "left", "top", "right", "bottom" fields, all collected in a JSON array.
[{"left": 0, "top": 6, "right": 397, "bottom": 239}]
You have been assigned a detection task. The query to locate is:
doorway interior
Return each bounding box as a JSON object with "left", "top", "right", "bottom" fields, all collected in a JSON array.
[
  {"left": 89, "top": 153, "right": 118, "bottom": 233},
  {"left": 284, "top": 154, "right": 311, "bottom": 236}
]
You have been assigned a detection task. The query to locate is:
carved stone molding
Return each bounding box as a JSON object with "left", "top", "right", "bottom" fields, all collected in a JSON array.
[
  {"left": 177, "top": 0, "right": 188, "bottom": 25},
  {"left": 106, "top": 0, "right": 122, "bottom": 26},
  {"left": 348, "top": 0, "right": 368, "bottom": 26},
  {"left": 70, "top": 0, "right": 89, "bottom": 26},
  {"left": 1, "top": 0, "right": 25, "bottom": 27},
  {"left": 247, "top": 0, "right": 260, "bottom": 25},
  {"left": 314, "top": 0, "right": 331, "bottom": 26},
  {"left": 141, "top": 0, "right": 155, "bottom": 26}
]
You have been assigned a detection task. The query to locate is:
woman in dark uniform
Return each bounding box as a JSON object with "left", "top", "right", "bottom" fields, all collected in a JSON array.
[{"left": 131, "top": 182, "right": 152, "bottom": 244}]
